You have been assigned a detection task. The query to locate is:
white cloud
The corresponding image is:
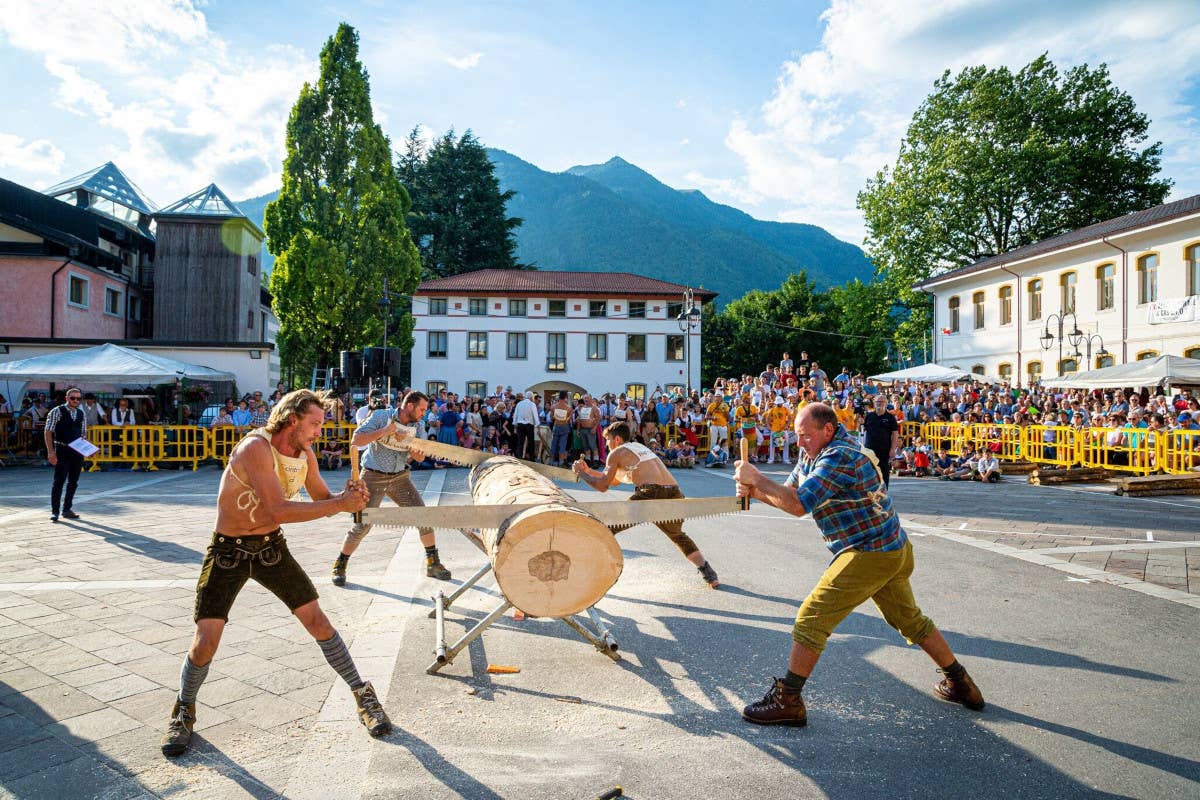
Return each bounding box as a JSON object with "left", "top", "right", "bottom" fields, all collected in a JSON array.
[
  {"left": 692, "top": 0, "right": 1200, "bottom": 244},
  {"left": 0, "top": 134, "right": 66, "bottom": 173},
  {"left": 0, "top": 0, "right": 311, "bottom": 205},
  {"left": 445, "top": 52, "right": 484, "bottom": 70}
]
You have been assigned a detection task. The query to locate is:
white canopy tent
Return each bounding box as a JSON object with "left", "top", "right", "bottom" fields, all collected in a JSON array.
[
  {"left": 868, "top": 363, "right": 989, "bottom": 383},
  {"left": 0, "top": 343, "right": 235, "bottom": 385},
  {"left": 1040, "top": 354, "right": 1200, "bottom": 390}
]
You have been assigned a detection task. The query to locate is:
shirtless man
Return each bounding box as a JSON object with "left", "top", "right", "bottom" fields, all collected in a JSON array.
[
  {"left": 573, "top": 421, "right": 719, "bottom": 588},
  {"left": 161, "top": 390, "right": 386, "bottom": 758}
]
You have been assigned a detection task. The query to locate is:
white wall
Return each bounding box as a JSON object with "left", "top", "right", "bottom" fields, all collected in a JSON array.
[
  {"left": 928, "top": 212, "right": 1200, "bottom": 384},
  {"left": 411, "top": 294, "right": 702, "bottom": 396}
]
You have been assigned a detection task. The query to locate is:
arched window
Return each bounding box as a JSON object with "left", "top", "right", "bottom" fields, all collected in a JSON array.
[
  {"left": 1027, "top": 361, "right": 1042, "bottom": 383},
  {"left": 1187, "top": 243, "right": 1200, "bottom": 297},
  {"left": 999, "top": 285, "right": 1013, "bottom": 325},
  {"left": 998, "top": 363, "right": 1013, "bottom": 382},
  {"left": 1184, "top": 346, "right": 1200, "bottom": 359},
  {"left": 972, "top": 291, "right": 985, "bottom": 329},
  {"left": 1059, "top": 358, "right": 1079, "bottom": 374},
  {"left": 1137, "top": 350, "right": 1159, "bottom": 361},
  {"left": 971, "top": 364, "right": 986, "bottom": 375},
  {"left": 1095, "top": 354, "right": 1114, "bottom": 369},
  {"left": 1096, "top": 263, "right": 1115, "bottom": 310},
  {"left": 1028, "top": 279, "right": 1043, "bottom": 320},
  {"left": 1060, "top": 271, "right": 1077, "bottom": 314},
  {"left": 947, "top": 296, "right": 960, "bottom": 333},
  {"left": 1137, "top": 253, "right": 1158, "bottom": 304}
]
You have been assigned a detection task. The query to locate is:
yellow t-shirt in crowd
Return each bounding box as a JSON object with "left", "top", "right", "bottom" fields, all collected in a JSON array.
[
  {"left": 765, "top": 405, "right": 792, "bottom": 433},
  {"left": 836, "top": 405, "right": 858, "bottom": 431},
  {"left": 734, "top": 404, "right": 759, "bottom": 430},
  {"left": 707, "top": 401, "right": 730, "bottom": 427}
]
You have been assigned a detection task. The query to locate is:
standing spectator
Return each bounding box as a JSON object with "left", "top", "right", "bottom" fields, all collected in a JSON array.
[
  {"left": 548, "top": 392, "right": 574, "bottom": 466},
  {"left": 437, "top": 402, "right": 461, "bottom": 447},
  {"left": 733, "top": 394, "right": 761, "bottom": 463},
  {"left": 863, "top": 396, "right": 900, "bottom": 488},
  {"left": 43, "top": 387, "right": 87, "bottom": 522},
  {"left": 576, "top": 395, "right": 601, "bottom": 465},
  {"left": 779, "top": 352, "right": 794, "bottom": 372},
  {"left": 232, "top": 400, "right": 253, "bottom": 427},
  {"left": 80, "top": 394, "right": 105, "bottom": 428},
  {"left": 809, "top": 362, "right": 829, "bottom": 399},
  {"left": 706, "top": 392, "right": 730, "bottom": 452},
  {"left": 512, "top": 391, "right": 539, "bottom": 461}
]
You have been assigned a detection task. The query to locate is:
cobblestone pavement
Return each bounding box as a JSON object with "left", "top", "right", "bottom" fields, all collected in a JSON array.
[{"left": 1, "top": 463, "right": 1197, "bottom": 799}]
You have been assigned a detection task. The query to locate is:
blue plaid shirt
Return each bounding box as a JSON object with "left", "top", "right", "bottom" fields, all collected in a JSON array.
[
  {"left": 359, "top": 408, "right": 425, "bottom": 473},
  {"left": 786, "top": 425, "right": 907, "bottom": 558}
]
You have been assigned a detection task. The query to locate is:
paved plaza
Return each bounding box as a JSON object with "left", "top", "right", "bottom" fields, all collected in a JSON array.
[{"left": 1, "top": 463, "right": 1198, "bottom": 799}]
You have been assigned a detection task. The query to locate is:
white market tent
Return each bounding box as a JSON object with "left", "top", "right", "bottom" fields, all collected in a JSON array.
[
  {"left": 868, "top": 363, "right": 984, "bottom": 383},
  {"left": 1040, "top": 354, "right": 1200, "bottom": 390},
  {"left": 0, "top": 343, "right": 235, "bottom": 384}
]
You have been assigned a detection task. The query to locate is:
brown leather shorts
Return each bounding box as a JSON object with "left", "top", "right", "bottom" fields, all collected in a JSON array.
[{"left": 193, "top": 529, "right": 318, "bottom": 622}]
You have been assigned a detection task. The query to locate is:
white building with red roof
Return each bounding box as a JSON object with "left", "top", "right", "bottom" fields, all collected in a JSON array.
[{"left": 411, "top": 269, "right": 716, "bottom": 399}]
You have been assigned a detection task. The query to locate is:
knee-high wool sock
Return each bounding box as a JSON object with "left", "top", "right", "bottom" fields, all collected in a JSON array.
[
  {"left": 178, "top": 656, "right": 210, "bottom": 704},
  {"left": 318, "top": 631, "right": 364, "bottom": 690}
]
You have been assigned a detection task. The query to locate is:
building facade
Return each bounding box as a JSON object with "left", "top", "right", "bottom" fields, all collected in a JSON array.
[
  {"left": 0, "top": 166, "right": 280, "bottom": 390},
  {"left": 411, "top": 270, "right": 714, "bottom": 399},
  {"left": 916, "top": 194, "right": 1200, "bottom": 386}
]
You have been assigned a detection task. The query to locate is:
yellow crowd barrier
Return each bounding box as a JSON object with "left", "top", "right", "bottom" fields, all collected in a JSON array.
[
  {"left": 899, "top": 421, "right": 921, "bottom": 447},
  {"left": 1022, "top": 425, "right": 1081, "bottom": 468},
  {"left": 1077, "top": 427, "right": 1157, "bottom": 476},
  {"left": 1160, "top": 429, "right": 1200, "bottom": 475},
  {"left": 85, "top": 425, "right": 161, "bottom": 471},
  {"left": 162, "top": 425, "right": 209, "bottom": 470},
  {"left": 924, "top": 422, "right": 964, "bottom": 456}
]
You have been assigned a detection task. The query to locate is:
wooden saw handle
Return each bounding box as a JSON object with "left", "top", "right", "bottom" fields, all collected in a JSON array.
[
  {"left": 739, "top": 437, "right": 750, "bottom": 510},
  {"left": 350, "top": 444, "right": 362, "bottom": 524}
]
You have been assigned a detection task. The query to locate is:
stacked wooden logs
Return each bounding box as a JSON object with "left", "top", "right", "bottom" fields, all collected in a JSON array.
[
  {"left": 1114, "top": 473, "right": 1200, "bottom": 497},
  {"left": 1028, "top": 467, "right": 1113, "bottom": 485},
  {"left": 998, "top": 461, "right": 1037, "bottom": 476}
]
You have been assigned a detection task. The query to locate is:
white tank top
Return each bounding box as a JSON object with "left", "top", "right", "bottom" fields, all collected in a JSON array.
[{"left": 612, "top": 441, "right": 657, "bottom": 484}]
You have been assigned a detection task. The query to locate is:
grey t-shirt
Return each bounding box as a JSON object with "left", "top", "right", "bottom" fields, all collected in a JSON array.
[{"left": 359, "top": 408, "right": 425, "bottom": 472}]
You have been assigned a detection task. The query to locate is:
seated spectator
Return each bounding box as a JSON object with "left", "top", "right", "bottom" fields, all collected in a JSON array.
[
  {"left": 321, "top": 439, "right": 345, "bottom": 470},
  {"left": 706, "top": 438, "right": 730, "bottom": 468},
  {"left": 973, "top": 451, "right": 1002, "bottom": 482},
  {"left": 932, "top": 447, "right": 955, "bottom": 476},
  {"left": 232, "top": 400, "right": 252, "bottom": 427},
  {"left": 939, "top": 445, "right": 978, "bottom": 481},
  {"left": 677, "top": 440, "right": 696, "bottom": 468},
  {"left": 898, "top": 436, "right": 932, "bottom": 477}
]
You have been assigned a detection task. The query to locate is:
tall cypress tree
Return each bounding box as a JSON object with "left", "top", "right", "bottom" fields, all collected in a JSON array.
[
  {"left": 264, "top": 23, "right": 421, "bottom": 374},
  {"left": 404, "top": 129, "right": 525, "bottom": 277}
]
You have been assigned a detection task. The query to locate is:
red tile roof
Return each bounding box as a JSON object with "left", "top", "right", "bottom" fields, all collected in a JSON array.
[{"left": 415, "top": 269, "right": 717, "bottom": 300}]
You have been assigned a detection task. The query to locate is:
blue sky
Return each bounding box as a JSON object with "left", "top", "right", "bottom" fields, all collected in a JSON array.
[{"left": 2, "top": 0, "right": 1198, "bottom": 244}]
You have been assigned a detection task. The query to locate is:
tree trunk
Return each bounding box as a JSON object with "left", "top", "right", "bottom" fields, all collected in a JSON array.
[{"left": 470, "top": 456, "right": 623, "bottom": 618}]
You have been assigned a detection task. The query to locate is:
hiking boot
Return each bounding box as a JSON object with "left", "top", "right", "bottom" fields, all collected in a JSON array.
[
  {"left": 697, "top": 561, "right": 720, "bottom": 589},
  {"left": 426, "top": 559, "right": 451, "bottom": 581},
  {"left": 742, "top": 678, "right": 807, "bottom": 727},
  {"left": 934, "top": 669, "right": 985, "bottom": 711},
  {"left": 160, "top": 700, "right": 196, "bottom": 757},
  {"left": 331, "top": 559, "right": 347, "bottom": 587},
  {"left": 353, "top": 681, "right": 391, "bottom": 736}
]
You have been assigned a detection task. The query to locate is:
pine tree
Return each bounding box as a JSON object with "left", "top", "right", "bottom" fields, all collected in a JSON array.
[
  {"left": 264, "top": 23, "right": 421, "bottom": 375},
  {"left": 404, "top": 129, "right": 525, "bottom": 277}
]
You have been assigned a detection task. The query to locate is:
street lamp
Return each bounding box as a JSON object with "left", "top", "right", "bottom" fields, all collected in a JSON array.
[
  {"left": 1072, "top": 332, "right": 1109, "bottom": 371},
  {"left": 1039, "top": 309, "right": 1082, "bottom": 376},
  {"left": 676, "top": 287, "right": 702, "bottom": 394}
]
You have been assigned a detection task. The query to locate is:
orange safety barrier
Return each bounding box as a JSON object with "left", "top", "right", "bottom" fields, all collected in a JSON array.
[
  {"left": 85, "top": 425, "right": 162, "bottom": 471},
  {"left": 1161, "top": 429, "right": 1200, "bottom": 475},
  {"left": 1077, "top": 427, "right": 1157, "bottom": 476}
]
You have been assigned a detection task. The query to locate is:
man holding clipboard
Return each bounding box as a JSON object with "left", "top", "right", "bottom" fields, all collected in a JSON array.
[{"left": 44, "top": 387, "right": 95, "bottom": 522}]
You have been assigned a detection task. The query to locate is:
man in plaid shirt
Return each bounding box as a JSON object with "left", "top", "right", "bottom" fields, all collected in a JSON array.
[{"left": 734, "top": 402, "right": 984, "bottom": 727}]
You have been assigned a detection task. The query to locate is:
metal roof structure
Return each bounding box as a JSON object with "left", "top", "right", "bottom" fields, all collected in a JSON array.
[
  {"left": 42, "top": 161, "right": 157, "bottom": 216},
  {"left": 157, "top": 183, "right": 245, "bottom": 218}
]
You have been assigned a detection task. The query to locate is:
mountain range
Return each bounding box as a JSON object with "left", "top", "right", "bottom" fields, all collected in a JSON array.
[{"left": 237, "top": 150, "right": 874, "bottom": 305}]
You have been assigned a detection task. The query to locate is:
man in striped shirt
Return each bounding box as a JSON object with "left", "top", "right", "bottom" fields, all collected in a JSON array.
[
  {"left": 43, "top": 388, "right": 87, "bottom": 522},
  {"left": 734, "top": 402, "right": 984, "bottom": 727}
]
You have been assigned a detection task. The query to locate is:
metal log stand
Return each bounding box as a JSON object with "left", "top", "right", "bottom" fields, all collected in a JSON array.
[{"left": 426, "top": 535, "right": 620, "bottom": 675}]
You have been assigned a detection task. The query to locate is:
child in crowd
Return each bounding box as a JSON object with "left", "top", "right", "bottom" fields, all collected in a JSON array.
[
  {"left": 677, "top": 440, "right": 696, "bottom": 468},
  {"left": 320, "top": 438, "right": 345, "bottom": 471},
  {"left": 706, "top": 438, "right": 730, "bottom": 468},
  {"left": 932, "top": 447, "right": 955, "bottom": 477}
]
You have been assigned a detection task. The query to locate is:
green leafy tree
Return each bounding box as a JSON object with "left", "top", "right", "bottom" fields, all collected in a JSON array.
[
  {"left": 858, "top": 54, "right": 1171, "bottom": 352},
  {"left": 403, "top": 129, "right": 525, "bottom": 277},
  {"left": 264, "top": 23, "right": 421, "bottom": 374}
]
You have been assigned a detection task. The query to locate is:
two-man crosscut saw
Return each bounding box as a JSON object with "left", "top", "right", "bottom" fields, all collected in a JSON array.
[
  {"left": 380, "top": 429, "right": 578, "bottom": 483},
  {"left": 361, "top": 496, "right": 743, "bottom": 531}
]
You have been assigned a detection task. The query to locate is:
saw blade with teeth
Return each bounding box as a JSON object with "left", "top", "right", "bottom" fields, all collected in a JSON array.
[{"left": 359, "top": 496, "right": 743, "bottom": 531}]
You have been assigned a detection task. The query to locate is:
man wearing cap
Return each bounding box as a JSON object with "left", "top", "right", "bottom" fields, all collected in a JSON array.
[
  {"left": 765, "top": 395, "right": 793, "bottom": 464},
  {"left": 332, "top": 390, "right": 452, "bottom": 585}
]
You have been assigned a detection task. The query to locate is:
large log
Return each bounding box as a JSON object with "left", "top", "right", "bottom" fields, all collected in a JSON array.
[
  {"left": 470, "top": 456, "right": 623, "bottom": 618},
  {"left": 1116, "top": 488, "right": 1200, "bottom": 497},
  {"left": 1116, "top": 474, "right": 1200, "bottom": 491}
]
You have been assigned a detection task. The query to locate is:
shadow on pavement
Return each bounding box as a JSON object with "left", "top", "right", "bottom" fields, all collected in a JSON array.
[{"left": 60, "top": 518, "right": 202, "bottom": 564}]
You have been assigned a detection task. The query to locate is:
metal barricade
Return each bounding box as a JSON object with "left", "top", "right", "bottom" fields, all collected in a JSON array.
[
  {"left": 966, "top": 423, "right": 1025, "bottom": 462},
  {"left": 85, "top": 425, "right": 162, "bottom": 471},
  {"left": 210, "top": 425, "right": 251, "bottom": 465},
  {"left": 1077, "top": 426, "right": 1155, "bottom": 476},
  {"left": 1023, "top": 425, "right": 1080, "bottom": 468},
  {"left": 1161, "top": 429, "right": 1200, "bottom": 475},
  {"left": 899, "top": 421, "right": 921, "bottom": 447},
  {"left": 160, "top": 425, "right": 209, "bottom": 470},
  {"left": 923, "top": 422, "right": 964, "bottom": 455}
]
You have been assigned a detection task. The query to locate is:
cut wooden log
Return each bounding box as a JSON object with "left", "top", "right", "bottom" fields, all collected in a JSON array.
[
  {"left": 470, "top": 456, "right": 623, "bottom": 618},
  {"left": 1115, "top": 488, "right": 1200, "bottom": 497},
  {"left": 1029, "top": 467, "right": 1113, "bottom": 484},
  {"left": 1115, "top": 473, "right": 1200, "bottom": 491},
  {"left": 999, "top": 461, "right": 1037, "bottom": 475}
]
